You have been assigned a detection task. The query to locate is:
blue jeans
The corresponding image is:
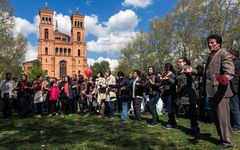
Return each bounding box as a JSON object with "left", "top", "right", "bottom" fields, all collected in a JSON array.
[
  {"left": 230, "top": 94, "right": 240, "bottom": 128},
  {"left": 121, "top": 101, "right": 128, "bottom": 120},
  {"left": 149, "top": 94, "right": 159, "bottom": 122},
  {"left": 106, "top": 101, "right": 114, "bottom": 118}
]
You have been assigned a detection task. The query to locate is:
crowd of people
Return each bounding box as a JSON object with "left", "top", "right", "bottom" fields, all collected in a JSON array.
[{"left": 0, "top": 34, "right": 239, "bottom": 148}]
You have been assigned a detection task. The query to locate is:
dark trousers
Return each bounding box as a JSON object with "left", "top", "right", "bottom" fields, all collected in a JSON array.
[
  {"left": 36, "top": 102, "right": 43, "bottom": 115},
  {"left": 210, "top": 97, "right": 233, "bottom": 146},
  {"left": 133, "top": 98, "right": 142, "bottom": 120},
  {"left": 61, "top": 98, "right": 70, "bottom": 114},
  {"left": 148, "top": 94, "right": 159, "bottom": 122},
  {"left": 69, "top": 98, "right": 75, "bottom": 113},
  {"left": 189, "top": 104, "right": 199, "bottom": 129},
  {"left": 49, "top": 101, "right": 57, "bottom": 114},
  {"left": 18, "top": 96, "right": 31, "bottom": 117},
  {"left": 2, "top": 93, "right": 12, "bottom": 118},
  {"left": 165, "top": 95, "right": 176, "bottom": 125}
]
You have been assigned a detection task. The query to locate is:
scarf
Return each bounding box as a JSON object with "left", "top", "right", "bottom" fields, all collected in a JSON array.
[
  {"left": 64, "top": 82, "right": 69, "bottom": 97},
  {"left": 21, "top": 80, "right": 27, "bottom": 92}
]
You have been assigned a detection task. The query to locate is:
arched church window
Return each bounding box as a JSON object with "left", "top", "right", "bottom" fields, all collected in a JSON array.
[
  {"left": 60, "top": 48, "right": 63, "bottom": 55},
  {"left": 55, "top": 48, "right": 58, "bottom": 55},
  {"left": 80, "top": 22, "right": 83, "bottom": 28},
  {"left": 64, "top": 48, "right": 67, "bottom": 56},
  {"left": 68, "top": 48, "right": 71, "bottom": 56},
  {"left": 77, "top": 32, "right": 80, "bottom": 42},
  {"left": 59, "top": 60, "right": 67, "bottom": 78},
  {"left": 44, "top": 28, "right": 49, "bottom": 39},
  {"left": 78, "top": 49, "right": 80, "bottom": 57},
  {"left": 45, "top": 47, "right": 48, "bottom": 55}
]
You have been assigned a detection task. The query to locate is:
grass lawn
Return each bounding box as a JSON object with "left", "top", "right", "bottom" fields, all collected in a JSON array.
[{"left": 0, "top": 113, "right": 239, "bottom": 150}]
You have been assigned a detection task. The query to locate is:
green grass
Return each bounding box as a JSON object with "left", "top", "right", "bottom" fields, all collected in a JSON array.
[{"left": 0, "top": 113, "right": 239, "bottom": 150}]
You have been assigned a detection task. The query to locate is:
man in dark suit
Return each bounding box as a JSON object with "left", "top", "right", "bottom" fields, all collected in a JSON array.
[{"left": 204, "top": 34, "right": 235, "bottom": 148}]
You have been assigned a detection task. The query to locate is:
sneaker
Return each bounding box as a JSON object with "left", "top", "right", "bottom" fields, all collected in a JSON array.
[
  {"left": 61, "top": 114, "right": 64, "bottom": 118},
  {"left": 164, "top": 124, "right": 174, "bottom": 130},
  {"left": 35, "top": 115, "right": 41, "bottom": 118},
  {"left": 48, "top": 114, "right": 52, "bottom": 117}
]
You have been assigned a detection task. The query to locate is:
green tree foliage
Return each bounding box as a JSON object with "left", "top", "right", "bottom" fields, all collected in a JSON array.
[
  {"left": 116, "top": 0, "right": 240, "bottom": 73},
  {"left": 27, "top": 60, "right": 46, "bottom": 81},
  {"left": 0, "top": 0, "right": 27, "bottom": 80},
  {"left": 90, "top": 60, "right": 110, "bottom": 77},
  {"left": 116, "top": 32, "right": 152, "bottom": 73}
]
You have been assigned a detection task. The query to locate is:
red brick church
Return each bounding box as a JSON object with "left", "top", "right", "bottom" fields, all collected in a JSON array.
[{"left": 23, "top": 7, "right": 87, "bottom": 78}]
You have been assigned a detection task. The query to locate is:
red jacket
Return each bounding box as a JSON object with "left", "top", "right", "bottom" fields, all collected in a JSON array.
[{"left": 49, "top": 86, "right": 61, "bottom": 101}]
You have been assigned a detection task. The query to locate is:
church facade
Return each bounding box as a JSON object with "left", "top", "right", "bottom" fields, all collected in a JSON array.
[{"left": 23, "top": 8, "right": 87, "bottom": 78}]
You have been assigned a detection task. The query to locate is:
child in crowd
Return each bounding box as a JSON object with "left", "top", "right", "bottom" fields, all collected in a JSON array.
[{"left": 48, "top": 81, "right": 61, "bottom": 117}]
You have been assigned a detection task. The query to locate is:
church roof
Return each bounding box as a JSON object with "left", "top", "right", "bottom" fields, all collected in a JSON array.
[{"left": 54, "top": 31, "right": 70, "bottom": 38}]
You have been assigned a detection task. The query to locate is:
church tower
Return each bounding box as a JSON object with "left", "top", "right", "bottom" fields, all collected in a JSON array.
[
  {"left": 34, "top": 5, "right": 87, "bottom": 78},
  {"left": 71, "top": 11, "right": 87, "bottom": 76},
  {"left": 38, "top": 8, "right": 54, "bottom": 76}
]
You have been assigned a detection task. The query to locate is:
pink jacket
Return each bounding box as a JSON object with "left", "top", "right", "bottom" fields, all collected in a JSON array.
[{"left": 49, "top": 86, "right": 61, "bottom": 101}]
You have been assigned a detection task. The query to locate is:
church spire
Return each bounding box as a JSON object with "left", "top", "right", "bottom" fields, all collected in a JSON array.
[
  {"left": 55, "top": 20, "right": 58, "bottom": 32},
  {"left": 45, "top": 2, "right": 48, "bottom": 9}
]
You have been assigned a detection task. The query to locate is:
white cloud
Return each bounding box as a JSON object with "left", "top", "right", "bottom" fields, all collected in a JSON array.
[
  {"left": 13, "top": 17, "right": 38, "bottom": 37},
  {"left": 106, "top": 10, "right": 139, "bottom": 32},
  {"left": 87, "top": 57, "right": 119, "bottom": 71},
  {"left": 85, "top": 9, "right": 139, "bottom": 53},
  {"left": 86, "top": 0, "right": 92, "bottom": 6},
  {"left": 122, "top": 0, "right": 153, "bottom": 8},
  {"left": 53, "top": 12, "right": 71, "bottom": 35},
  {"left": 14, "top": 11, "right": 71, "bottom": 38},
  {"left": 25, "top": 42, "right": 38, "bottom": 62},
  {"left": 14, "top": 9, "right": 140, "bottom": 61}
]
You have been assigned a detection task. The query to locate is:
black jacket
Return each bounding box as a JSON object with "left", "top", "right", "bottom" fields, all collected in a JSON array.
[
  {"left": 132, "top": 77, "right": 145, "bottom": 97},
  {"left": 145, "top": 75, "right": 161, "bottom": 96},
  {"left": 119, "top": 77, "right": 132, "bottom": 100},
  {"left": 230, "top": 57, "right": 240, "bottom": 94}
]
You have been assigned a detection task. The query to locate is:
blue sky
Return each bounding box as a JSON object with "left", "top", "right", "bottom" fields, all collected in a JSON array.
[{"left": 10, "top": 0, "right": 176, "bottom": 69}]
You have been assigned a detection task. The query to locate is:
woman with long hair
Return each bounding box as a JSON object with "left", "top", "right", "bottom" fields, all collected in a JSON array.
[
  {"left": 59, "top": 76, "right": 73, "bottom": 116},
  {"left": 16, "top": 74, "right": 32, "bottom": 118},
  {"left": 94, "top": 71, "right": 107, "bottom": 117},
  {"left": 146, "top": 66, "right": 161, "bottom": 125},
  {"left": 161, "top": 63, "right": 177, "bottom": 129}
]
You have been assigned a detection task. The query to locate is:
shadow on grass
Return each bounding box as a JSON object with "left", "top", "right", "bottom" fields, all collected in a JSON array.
[
  {"left": 175, "top": 123, "right": 219, "bottom": 145},
  {"left": 0, "top": 115, "right": 179, "bottom": 149}
]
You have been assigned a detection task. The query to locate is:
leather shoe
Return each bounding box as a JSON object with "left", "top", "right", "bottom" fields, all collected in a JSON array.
[{"left": 218, "top": 143, "right": 233, "bottom": 148}]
